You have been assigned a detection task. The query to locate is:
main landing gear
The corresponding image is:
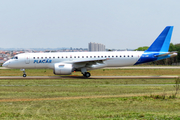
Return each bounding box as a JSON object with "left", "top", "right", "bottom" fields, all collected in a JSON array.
[
  {"left": 21, "top": 69, "right": 27, "bottom": 77},
  {"left": 83, "top": 72, "right": 91, "bottom": 78},
  {"left": 81, "top": 68, "right": 91, "bottom": 78}
]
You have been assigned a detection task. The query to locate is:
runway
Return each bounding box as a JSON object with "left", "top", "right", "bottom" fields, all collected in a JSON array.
[
  {"left": 0, "top": 75, "right": 178, "bottom": 79},
  {"left": 106, "top": 66, "right": 180, "bottom": 69}
]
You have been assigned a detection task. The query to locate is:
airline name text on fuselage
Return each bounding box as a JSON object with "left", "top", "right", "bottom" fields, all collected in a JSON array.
[{"left": 34, "top": 59, "right": 52, "bottom": 63}]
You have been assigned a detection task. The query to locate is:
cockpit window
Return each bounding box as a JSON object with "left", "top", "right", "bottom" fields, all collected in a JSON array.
[{"left": 11, "top": 56, "right": 18, "bottom": 59}]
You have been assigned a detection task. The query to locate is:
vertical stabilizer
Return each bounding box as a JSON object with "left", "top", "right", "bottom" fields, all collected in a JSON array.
[{"left": 145, "top": 26, "right": 173, "bottom": 52}]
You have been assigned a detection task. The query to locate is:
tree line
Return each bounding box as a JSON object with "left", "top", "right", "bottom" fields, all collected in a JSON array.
[{"left": 135, "top": 43, "right": 180, "bottom": 65}]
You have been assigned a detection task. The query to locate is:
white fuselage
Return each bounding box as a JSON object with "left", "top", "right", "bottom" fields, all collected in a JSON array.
[{"left": 4, "top": 51, "right": 144, "bottom": 70}]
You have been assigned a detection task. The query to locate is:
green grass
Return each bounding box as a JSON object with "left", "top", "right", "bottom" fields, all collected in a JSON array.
[
  {"left": 1, "top": 97, "right": 180, "bottom": 119},
  {"left": 0, "top": 78, "right": 180, "bottom": 119},
  {"left": 0, "top": 68, "right": 180, "bottom": 76},
  {"left": 0, "top": 69, "right": 180, "bottom": 119},
  {"left": 0, "top": 79, "right": 176, "bottom": 99}
]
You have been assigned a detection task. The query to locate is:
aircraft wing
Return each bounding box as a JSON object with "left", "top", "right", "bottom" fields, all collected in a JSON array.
[
  {"left": 63, "top": 58, "right": 108, "bottom": 64},
  {"left": 73, "top": 58, "right": 107, "bottom": 63},
  {"left": 63, "top": 58, "right": 108, "bottom": 69}
]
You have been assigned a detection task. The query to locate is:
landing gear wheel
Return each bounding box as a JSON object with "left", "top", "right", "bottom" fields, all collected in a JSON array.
[
  {"left": 23, "top": 74, "right": 27, "bottom": 77},
  {"left": 21, "top": 69, "right": 27, "bottom": 77},
  {"left": 84, "top": 72, "right": 91, "bottom": 78}
]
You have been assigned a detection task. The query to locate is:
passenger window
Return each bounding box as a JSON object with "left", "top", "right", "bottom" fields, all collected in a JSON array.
[
  {"left": 90, "top": 56, "right": 92, "bottom": 58},
  {"left": 128, "top": 55, "right": 129, "bottom": 57},
  {"left": 108, "top": 56, "right": 110, "bottom": 58},
  {"left": 86, "top": 56, "right": 88, "bottom": 58},
  {"left": 45, "top": 57, "right": 47, "bottom": 59},
  {"left": 94, "top": 56, "right": 96, "bottom": 58},
  {"left": 53, "top": 57, "right": 55, "bottom": 59},
  {"left": 120, "top": 55, "right": 122, "bottom": 57},
  {"left": 70, "top": 56, "right": 72, "bottom": 58},
  {"left": 62, "top": 56, "right": 63, "bottom": 58},
  {"left": 105, "top": 56, "right": 107, "bottom": 58},
  {"left": 49, "top": 57, "right": 51, "bottom": 59},
  {"left": 66, "top": 56, "right": 68, "bottom": 58},
  {"left": 112, "top": 56, "right": 114, "bottom": 58},
  {"left": 58, "top": 56, "right": 59, "bottom": 58},
  {"left": 131, "top": 55, "right": 133, "bottom": 57},
  {"left": 33, "top": 57, "right": 35, "bottom": 59},
  {"left": 98, "top": 56, "right": 100, "bottom": 58},
  {"left": 116, "top": 56, "right": 118, "bottom": 58},
  {"left": 41, "top": 57, "right": 43, "bottom": 59},
  {"left": 101, "top": 56, "right": 103, "bottom": 58},
  {"left": 82, "top": 56, "right": 84, "bottom": 58},
  {"left": 124, "top": 55, "right": 126, "bottom": 57},
  {"left": 74, "top": 56, "right": 76, "bottom": 58},
  {"left": 37, "top": 57, "right": 39, "bottom": 59},
  {"left": 59, "top": 65, "right": 64, "bottom": 67}
]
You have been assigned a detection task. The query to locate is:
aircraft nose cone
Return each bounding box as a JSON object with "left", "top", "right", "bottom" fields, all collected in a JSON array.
[{"left": 2, "top": 61, "right": 9, "bottom": 67}]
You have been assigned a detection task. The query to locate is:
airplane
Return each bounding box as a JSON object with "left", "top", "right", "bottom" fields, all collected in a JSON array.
[{"left": 2, "top": 26, "right": 177, "bottom": 78}]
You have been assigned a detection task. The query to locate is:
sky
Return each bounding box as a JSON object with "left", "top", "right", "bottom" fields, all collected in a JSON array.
[{"left": 0, "top": 0, "right": 180, "bottom": 49}]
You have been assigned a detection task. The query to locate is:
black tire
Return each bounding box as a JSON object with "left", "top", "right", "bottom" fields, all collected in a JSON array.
[
  {"left": 23, "top": 74, "right": 27, "bottom": 77},
  {"left": 84, "top": 72, "right": 91, "bottom": 78}
]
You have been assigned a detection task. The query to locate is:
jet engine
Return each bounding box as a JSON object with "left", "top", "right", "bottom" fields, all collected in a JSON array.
[{"left": 53, "top": 63, "right": 73, "bottom": 75}]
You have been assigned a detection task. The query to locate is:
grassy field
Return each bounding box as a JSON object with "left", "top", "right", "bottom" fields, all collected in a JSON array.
[
  {"left": 0, "top": 69, "right": 180, "bottom": 119},
  {"left": 0, "top": 68, "right": 180, "bottom": 76}
]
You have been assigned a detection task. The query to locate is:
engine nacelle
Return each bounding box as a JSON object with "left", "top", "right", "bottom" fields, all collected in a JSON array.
[{"left": 53, "top": 63, "right": 73, "bottom": 75}]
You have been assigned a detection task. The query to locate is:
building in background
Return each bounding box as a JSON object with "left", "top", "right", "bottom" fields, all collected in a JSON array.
[{"left": 88, "top": 42, "right": 105, "bottom": 51}]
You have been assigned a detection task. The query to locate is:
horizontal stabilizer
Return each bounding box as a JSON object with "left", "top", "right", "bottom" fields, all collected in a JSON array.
[{"left": 154, "top": 52, "right": 177, "bottom": 57}]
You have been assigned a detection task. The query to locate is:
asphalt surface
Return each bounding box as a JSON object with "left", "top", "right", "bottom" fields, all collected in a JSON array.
[
  {"left": 106, "top": 66, "right": 180, "bottom": 69},
  {"left": 0, "top": 75, "right": 178, "bottom": 79}
]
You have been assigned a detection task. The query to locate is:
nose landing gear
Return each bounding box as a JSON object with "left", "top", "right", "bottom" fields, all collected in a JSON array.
[
  {"left": 23, "top": 73, "right": 27, "bottom": 77},
  {"left": 21, "top": 69, "right": 27, "bottom": 77}
]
